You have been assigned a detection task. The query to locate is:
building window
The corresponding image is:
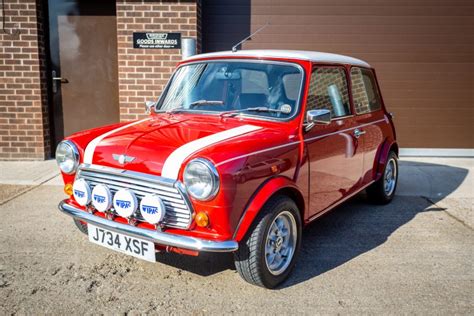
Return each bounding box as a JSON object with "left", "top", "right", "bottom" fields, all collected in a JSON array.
[
  {"left": 351, "top": 67, "right": 382, "bottom": 114},
  {"left": 306, "top": 67, "right": 351, "bottom": 118}
]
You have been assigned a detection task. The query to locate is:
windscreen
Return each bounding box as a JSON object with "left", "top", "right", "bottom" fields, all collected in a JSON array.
[{"left": 157, "top": 61, "right": 304, "bottom": 119}]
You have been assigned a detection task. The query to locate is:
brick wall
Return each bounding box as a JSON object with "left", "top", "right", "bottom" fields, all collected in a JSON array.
[
  {"left": 116, "top": 0, "right": 201, "bottom": 122},
  {"left": 0, "top": 0, "right": 49, "bottom": 160}
]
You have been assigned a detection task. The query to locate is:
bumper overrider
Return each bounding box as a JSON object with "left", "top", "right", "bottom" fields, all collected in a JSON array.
[{"left": 58, "top": 200, "right": 238, "bottom": 253}]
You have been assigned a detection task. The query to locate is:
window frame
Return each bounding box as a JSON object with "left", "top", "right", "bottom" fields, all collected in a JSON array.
[
  {"left": 305, "top": 63, "right": 354, "bottom": 122},
  {"left": 349, "top": 66, "right": 384, "bottom": 115}
]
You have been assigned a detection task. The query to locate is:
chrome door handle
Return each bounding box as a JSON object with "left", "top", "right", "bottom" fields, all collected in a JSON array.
[
  {"left": 353, "top": 128, "right": 366, "bottom": 138},
  {"left": 53, "top": 77, "right": 68, "bottom": 83},
  {"left": 52, "top": 70, "right": 69, "bottom": 93}
]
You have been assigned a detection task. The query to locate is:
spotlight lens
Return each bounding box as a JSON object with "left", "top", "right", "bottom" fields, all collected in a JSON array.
[
  {"left": 139, "top": 194, "right": 166, "bottom": 224},
  {"left": 91, "top": 184, "right": 112, "bottom": 212},
  {"left": 72, "top": 178, "right": 91, "bottom": 206}
]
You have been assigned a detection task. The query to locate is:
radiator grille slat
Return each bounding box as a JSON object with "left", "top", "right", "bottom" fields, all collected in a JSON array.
[
  {"left": 88, "top": 181, "right": 186, "bottom": 206},
  {"left": 80, "top": 171, "right": 181, "bottom": 196},
  {"left": 77, "top": 164, "right": 193, "bottom": 229}
]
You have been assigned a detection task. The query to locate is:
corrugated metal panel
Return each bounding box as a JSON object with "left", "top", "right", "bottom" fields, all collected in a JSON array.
[{"left": 202, "top": 0, "right": 474, "bottom": 148}]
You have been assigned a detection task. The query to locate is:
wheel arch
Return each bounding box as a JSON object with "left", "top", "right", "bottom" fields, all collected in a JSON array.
[
  {"left": 374, "top": 139, "right": 399, "bottom": 181},
  {"left": 274, "top": 186, "right": 305, "bottom": 221},
  {"left": 232, "top": 176, "right": 305, "bottom": 242},
  {"left": 390, "top": 142, "right": 399, "bottom": 156}
]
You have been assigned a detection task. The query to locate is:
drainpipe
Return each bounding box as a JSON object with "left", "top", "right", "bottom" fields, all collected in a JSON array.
[{"left": 181, "top": 38, "right": 196, "bottom": 59}]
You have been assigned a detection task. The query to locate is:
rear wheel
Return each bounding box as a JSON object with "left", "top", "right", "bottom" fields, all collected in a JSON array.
[
  {"left": 367, "top": 151, "right": 398, "bottom": 204},
  {"left": 234, "top": 196, "right": 302, "bottom": 288},
  {"left": 73, "top": 219, "right": 88, "bottom": 235}
]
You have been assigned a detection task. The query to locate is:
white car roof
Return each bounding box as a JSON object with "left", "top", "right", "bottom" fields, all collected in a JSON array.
[{"left": 183, "top": 50, "right": 371, "bottom": 68}]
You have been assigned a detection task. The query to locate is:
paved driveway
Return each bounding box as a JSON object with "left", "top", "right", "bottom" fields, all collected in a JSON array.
[{"left": 0, "top": 158, "right": 472, "bottom": 314}]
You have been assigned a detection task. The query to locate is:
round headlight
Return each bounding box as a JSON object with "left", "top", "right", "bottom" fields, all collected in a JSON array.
[
  {"left": 183, "top": 158, "right": 219, "bottom": 201},
  {"left": 55, "top": 140, "right": 79, "bottom": 174}
]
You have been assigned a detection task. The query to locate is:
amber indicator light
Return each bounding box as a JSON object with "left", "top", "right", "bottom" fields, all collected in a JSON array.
[
  {"left": 195, "top": 211, "right": 209, "bottom": 227},
  {"left": 64, "top": 183, "right": 73, "bottom": 196}
]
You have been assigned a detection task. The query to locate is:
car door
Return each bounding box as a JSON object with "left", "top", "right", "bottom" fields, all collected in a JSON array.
[
  {"left": 350, "top": 67, "right": 387, "bottom": 185},
  {"left": 304, "top": 65, "right": 364, "bottom": 219}
]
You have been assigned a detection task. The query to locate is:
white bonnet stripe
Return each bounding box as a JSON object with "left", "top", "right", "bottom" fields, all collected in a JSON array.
[
  {"left": 161, "top": 125, "right": 262, "bottom": 180},
  {"left": 83, "top": 118, "right": 151, "bottom": 164}
]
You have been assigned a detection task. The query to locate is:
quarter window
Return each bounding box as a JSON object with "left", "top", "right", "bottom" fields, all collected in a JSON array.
[
  {"left": 350, "top": 67, "right": 382, "bottom": 114},
  {"left": 306, "top": 67, "right": 351, "bottom": 118}
]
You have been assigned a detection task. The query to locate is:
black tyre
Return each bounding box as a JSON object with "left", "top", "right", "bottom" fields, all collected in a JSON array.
[
  {"left": 234, "top": 195, "right": 302, "bottom": 288},
  {"left": 366, "top": 151, "right": 398, "bottom": 204},
  {"left": 73, "top": 219, "right": 88, "bottom": 235}
]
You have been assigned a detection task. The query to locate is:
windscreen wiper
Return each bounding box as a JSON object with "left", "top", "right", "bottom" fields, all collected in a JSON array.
[
  {"left": 189, "top": 100, "right": 224, "bottom": 107},
  {"left": 220, "top": 106, "right": 289, "bottom": 117},
  {"left": 163, "top": 100, "right": 224, "bottom": 114}
]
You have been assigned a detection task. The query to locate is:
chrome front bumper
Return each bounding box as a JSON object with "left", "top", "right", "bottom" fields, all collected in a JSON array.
[{"left": 58, "top": 200, "right": 238, "bottom": 253}]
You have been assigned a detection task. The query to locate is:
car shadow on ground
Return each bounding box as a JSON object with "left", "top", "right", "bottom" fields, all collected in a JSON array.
[{"left": 154, "top": 161, "right": 469, "bottom": 287}]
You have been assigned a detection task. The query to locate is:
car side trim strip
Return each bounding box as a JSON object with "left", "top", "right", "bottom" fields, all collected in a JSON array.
[
  {"left": 216, "top": 141, "right": 300, "bottom": 167},
  {"left": 304, "top": 118, "right": 387, "bottom": 143},
  {"left": 215, "top": 117, "right": 387, "bottom": 167}
]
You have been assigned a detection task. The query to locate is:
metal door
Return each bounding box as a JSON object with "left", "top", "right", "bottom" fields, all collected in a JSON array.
[{"left": 47, "top": 0, "right": 119, "bottom": 147}]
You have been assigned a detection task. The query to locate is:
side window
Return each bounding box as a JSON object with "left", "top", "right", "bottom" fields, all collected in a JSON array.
[
  {"left": 306, "top": 67, "right": 351, "bottom": 119},
  {"left": 351, "top": 67, "right": 382, "bottom": 114}
]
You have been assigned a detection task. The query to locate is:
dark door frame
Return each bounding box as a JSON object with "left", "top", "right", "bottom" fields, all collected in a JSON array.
[{"left": 41, "top": 0, "right": 57, "bottom": 156}]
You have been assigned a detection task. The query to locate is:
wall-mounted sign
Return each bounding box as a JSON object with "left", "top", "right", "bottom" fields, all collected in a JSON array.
[{"left": 133, "top": 32, "right": 181, "bottom": 49}]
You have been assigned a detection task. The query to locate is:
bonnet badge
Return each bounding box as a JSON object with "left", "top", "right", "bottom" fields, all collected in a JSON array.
[{"left": 112, "top": 154, "right": 135, "bottom": 165}]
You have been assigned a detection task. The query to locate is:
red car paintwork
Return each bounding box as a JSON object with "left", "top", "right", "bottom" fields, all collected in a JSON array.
[{"left": 61, "top": 54, "right": 397, "bottom": 250}]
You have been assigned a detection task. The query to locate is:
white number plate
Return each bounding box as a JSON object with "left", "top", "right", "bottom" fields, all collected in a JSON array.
[{"left": 88, "top": 224, "right": 156, "bottom": 262}]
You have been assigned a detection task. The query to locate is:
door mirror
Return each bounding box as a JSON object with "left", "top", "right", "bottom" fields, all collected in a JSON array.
[
  {"left": 306, "top": 109, "right": 331, "bottom": 131},
  {"left": 145, "top": 100, "right": 156, "bottom": 114}
]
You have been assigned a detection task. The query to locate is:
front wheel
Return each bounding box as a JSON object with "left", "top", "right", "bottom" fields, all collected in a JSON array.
[
  {"left": 234, "top": 196, "right": 302, "bottom": 288},
  {"left": 366, "top": 151, "right": 398, "bottom": 204}
]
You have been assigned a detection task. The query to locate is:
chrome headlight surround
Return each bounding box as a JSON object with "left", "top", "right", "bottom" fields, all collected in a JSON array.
[
  {"left": 55, "top": 140, "right": 79, "bottom": 174},
  {"left": 183, "top": 158, "right": 220, "bottom": 201}
]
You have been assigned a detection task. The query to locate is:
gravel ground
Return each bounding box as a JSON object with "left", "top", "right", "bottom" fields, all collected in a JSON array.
[{"left": 0, "top": 160, "right": 472, "bottom": 314}]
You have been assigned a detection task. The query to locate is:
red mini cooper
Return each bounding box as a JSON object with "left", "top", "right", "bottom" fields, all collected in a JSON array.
[{"left": 56, "top": 50, "right": 398, "bottom": 288}]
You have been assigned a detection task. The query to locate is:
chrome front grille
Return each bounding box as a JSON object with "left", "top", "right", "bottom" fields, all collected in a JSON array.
[{"left": 76, "top": 164, "right": 193, "bottom": 229}]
